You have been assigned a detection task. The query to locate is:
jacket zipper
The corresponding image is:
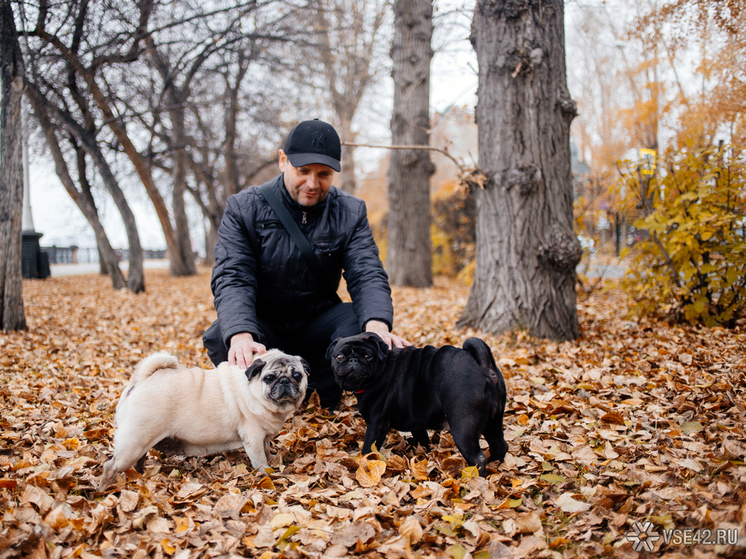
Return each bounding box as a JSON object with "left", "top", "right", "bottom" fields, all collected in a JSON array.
[{"left": 302, "top": 212, "right": 307, "bottom": 225}]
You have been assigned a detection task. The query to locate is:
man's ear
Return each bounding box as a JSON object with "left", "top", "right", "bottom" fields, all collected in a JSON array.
[
  {"left": 245, "top": 359, "right": 266, "bottom": 381},
  {"left": 325, "top": 338, "right": 341, "bottom": 360}
]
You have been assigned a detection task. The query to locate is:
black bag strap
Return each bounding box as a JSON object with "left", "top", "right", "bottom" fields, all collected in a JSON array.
[{"left": 259, "top": 182, "right": 336, "bottom": 292}]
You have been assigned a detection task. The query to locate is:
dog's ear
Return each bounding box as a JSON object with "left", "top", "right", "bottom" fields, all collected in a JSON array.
[
  {"left": 300, "top": 358, "right": 311, "bottom": 376},
  {"left": 245, "top": 359, "right": 266, "bottom": 381},
  {"left": 325, "top": 338, "right": 341, "bottom": 360},
  {"left": 372, "top": 335, "right": 389, "bottom": 360}
]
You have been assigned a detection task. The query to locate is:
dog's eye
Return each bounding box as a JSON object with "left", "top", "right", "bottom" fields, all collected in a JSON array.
[
  {"left": 336, "top": 354, "right": 344, "bottom": 362},
  {"left": 264, "top": 374, "right": 276, "bottom": 383},
  {"left": 292, "top": 371, "right": 303, "bottom": 381},
  {"left": 364, "top": 354, "right": 372, "bottom": 361}
]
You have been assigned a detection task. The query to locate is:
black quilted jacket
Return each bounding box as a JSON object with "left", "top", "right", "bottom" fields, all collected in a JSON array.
[{"left": 211, "top": 174, "right": 393, "bottom": 347}]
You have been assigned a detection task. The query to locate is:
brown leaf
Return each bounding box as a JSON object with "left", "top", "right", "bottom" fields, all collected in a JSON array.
[{"left": 599, "top": 411, "right": 626, "bottom": 425}]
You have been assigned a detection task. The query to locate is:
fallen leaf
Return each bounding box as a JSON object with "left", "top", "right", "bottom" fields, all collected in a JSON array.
[
  {"left": 356, "top": 456, "right": 386, "bottom": 487},
  {"left": 554, "top": 492, "right": 591, "bottom": 513}
]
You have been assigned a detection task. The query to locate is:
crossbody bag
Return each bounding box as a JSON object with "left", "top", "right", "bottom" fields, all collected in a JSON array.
[{"left": 258, "top": 182, "right": 338, "bottom": 297}]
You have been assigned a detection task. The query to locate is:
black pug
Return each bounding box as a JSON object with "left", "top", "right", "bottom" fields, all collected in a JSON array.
[{"left": 327, "top": 332, "right": 508, "bottom": 475}]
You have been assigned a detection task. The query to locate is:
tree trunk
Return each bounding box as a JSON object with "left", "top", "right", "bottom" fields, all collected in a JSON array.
[
  {"left": 0, "top": 0, "right": 26, "bottom": 331},
  {"left": 168, "top": 101, "right": 197, "bottom": 276},
  {"left": 81, "top": 68, "right": 189, "bottom": 277},
  {"left": 25, "top": 84, "right": 127, "bottom": 289},
  {"left": 29, "top": 84, "right": 146, "bottom": 292},
  {"left": 337, "top": 118, "right": 358, "bottom": 194},
  {"left": 386, "top": 0, "right": 434, "bottom": 288},
  {"left": 460, "top": 0, "right": 581, "bottom": 341},
  {"left": 314, "top": 0, "right": 388, "bottom": 196}
]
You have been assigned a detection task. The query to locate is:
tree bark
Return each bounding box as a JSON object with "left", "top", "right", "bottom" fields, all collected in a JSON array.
[
  {"left": 167, "top": 100, "right": 197, "bottom": 276},
  {"left": 0, "top": 0, "right": 26, "bottom": 331},
  {"left": 337, "top": 118, "right": 358, "bottom": 194},
  {"left": 27, "top": 83, "right": 146, "bottom": 292},
  {"left": 386, "top": 0, "right": 434, "bottom": 288},
  {"left": 33, "top": 19, "right": 193, "bottom": 278},
  {"left": 25, "top": 84, "right": 127, "bottom": 290},
  {"left": 315, "top": 0, "right": 388, "bottom": 195},
  {"left": 460, "top": 0, "right": 581, "bottom": 341}
]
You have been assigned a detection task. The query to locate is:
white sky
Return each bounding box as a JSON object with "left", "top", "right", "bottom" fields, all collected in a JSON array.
[
  {"left": 25, "top": 0, "right": 600, "bottom": 254},
  {"left": 26, "top": 9, "right": 481, "bottom": 253}
]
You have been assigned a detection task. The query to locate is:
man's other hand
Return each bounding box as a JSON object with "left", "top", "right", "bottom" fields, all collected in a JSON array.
[
  {"left": 229, "top": 332, "right": 267, "bottom": 368},
  {"left": 364, "top": 320, "right": 412, "bottom": 349}
]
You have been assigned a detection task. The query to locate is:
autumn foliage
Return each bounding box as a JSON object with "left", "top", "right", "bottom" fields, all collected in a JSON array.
[
  {"left": 1, "top": 269, "right": 745, "bottom": 558},
  {"left": 619, "top": 144, "right": 746, "bottom": 327}
]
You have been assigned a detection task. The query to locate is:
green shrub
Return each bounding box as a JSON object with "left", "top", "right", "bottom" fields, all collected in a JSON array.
[{"left": 619, "top": 144, "right": 746, "bottom": 326}]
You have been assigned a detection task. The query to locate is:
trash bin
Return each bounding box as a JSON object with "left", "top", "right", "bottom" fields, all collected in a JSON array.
[{"left": 22, "top": 231, "right": 50, "bottom": 279}]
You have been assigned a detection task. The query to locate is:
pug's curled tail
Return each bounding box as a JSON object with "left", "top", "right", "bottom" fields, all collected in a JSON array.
[
  {"left": 123, "top": 353, "right": 180, "bottom": 399},
  {"left": 463, "top": 338, "right": 499, "bottom": 381}
]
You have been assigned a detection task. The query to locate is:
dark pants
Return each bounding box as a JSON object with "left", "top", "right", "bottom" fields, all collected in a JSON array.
[{"left": 203, "top": 302, "right": 360, "bottom": 409}]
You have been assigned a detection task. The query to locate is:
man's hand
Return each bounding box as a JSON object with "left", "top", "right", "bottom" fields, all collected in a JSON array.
[
  {"left": 229, "top": 332, "right": 266, "bottom": 368},
  {"left": 364, "top": 320, "right": 411, "bottom": 349}
]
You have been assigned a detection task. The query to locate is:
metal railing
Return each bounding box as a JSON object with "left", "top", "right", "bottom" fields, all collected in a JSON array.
[{"left": 41, "top": 246, "right": 167, "bottom": 264}]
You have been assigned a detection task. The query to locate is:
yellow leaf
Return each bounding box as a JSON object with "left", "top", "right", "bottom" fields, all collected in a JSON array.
[
  {"left": 174, "top": 517, "right": 190, "bottom": 534},
  {"left": 460, "top": 465, "right": 479, "bottom": 480},
  {"left": 161, "top": 539, "right": 175, "bottom": 555},
  {"left": 257, "top": 476, "right": 275, "bottom": 491},
  {"left": 448, "top": 543, "right": 468, "bottom": 559},
  {"left": 277, "top": 525, "right": 300, "bottom": 544},
  {"left": 63, "top": 438, "right": 80, "bottom": 451},
  {"left": 270, "top": 513, "right": 295, "bottom": 530},
  {"left": 356, "top": 456, "right": 386, "bottom": 487},
  {"left": 410, "top": 456, "right": 429, "bottom": 481}
]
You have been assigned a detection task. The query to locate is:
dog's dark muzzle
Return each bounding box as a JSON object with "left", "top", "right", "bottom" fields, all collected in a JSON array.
[{"left": 271, "top": 378, "right": 299, "bottom": 401}]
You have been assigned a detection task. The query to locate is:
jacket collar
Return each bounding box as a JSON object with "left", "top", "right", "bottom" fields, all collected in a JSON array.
[{"left": 273, "top": 173, "right": 330, "bottom": 222}]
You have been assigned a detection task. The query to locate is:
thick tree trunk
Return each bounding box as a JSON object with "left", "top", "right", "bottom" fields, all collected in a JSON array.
[
  {"left": 460, "top": 0, "right": 581, "bottom": 341},
  {"left": 0, "top": 0, "right": 26, "bottom": 331},
  {"left": 386, "top": 0, "right": 434, "bottom": 288}
]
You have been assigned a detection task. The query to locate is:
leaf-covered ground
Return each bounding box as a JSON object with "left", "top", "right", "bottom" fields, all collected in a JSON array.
[{"left": 1, "top": 268, "right": 745, "bottom": 559}]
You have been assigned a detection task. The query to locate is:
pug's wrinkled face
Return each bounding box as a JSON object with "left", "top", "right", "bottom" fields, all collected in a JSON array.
[
  {"left": 327, "top": 333, "right": 389, "bottom": 392},
  {"left": 246, "top": 350, "right": 309, "bottom": 409}
]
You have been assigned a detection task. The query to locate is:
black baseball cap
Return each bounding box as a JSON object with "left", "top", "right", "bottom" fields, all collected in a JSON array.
[{"left": 283, "top": 119, "right": 342, "bottom": 172}]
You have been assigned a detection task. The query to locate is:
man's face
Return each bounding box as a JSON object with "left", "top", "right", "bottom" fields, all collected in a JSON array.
[{"left": 279, "top": 149, "right": 335, "bottom": 207}]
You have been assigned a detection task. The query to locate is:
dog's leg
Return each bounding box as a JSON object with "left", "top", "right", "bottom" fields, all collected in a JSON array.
[
  {"left": 242, "top": 435, "right": 269, "bottom": 471},
  {"left": 449, "top": 420, "right": 489, "bottom": 476},
  {"left": 483, "top": 407, "right": 509, "bottom": 463},
  {"left": 99, "top": 459, "right": 120, "bottom": 492},
  {"left": 362, "top": 421, "right": 389, "bottom": 455},
  {"left": 263, "top": 435, "right": 274, "bottom": 464},
  {"left": 411, "top": 430, "right": 431, "bottom": 449},
  {"left": 99, "top": 442, "right": 153, "bottom": 491}
]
